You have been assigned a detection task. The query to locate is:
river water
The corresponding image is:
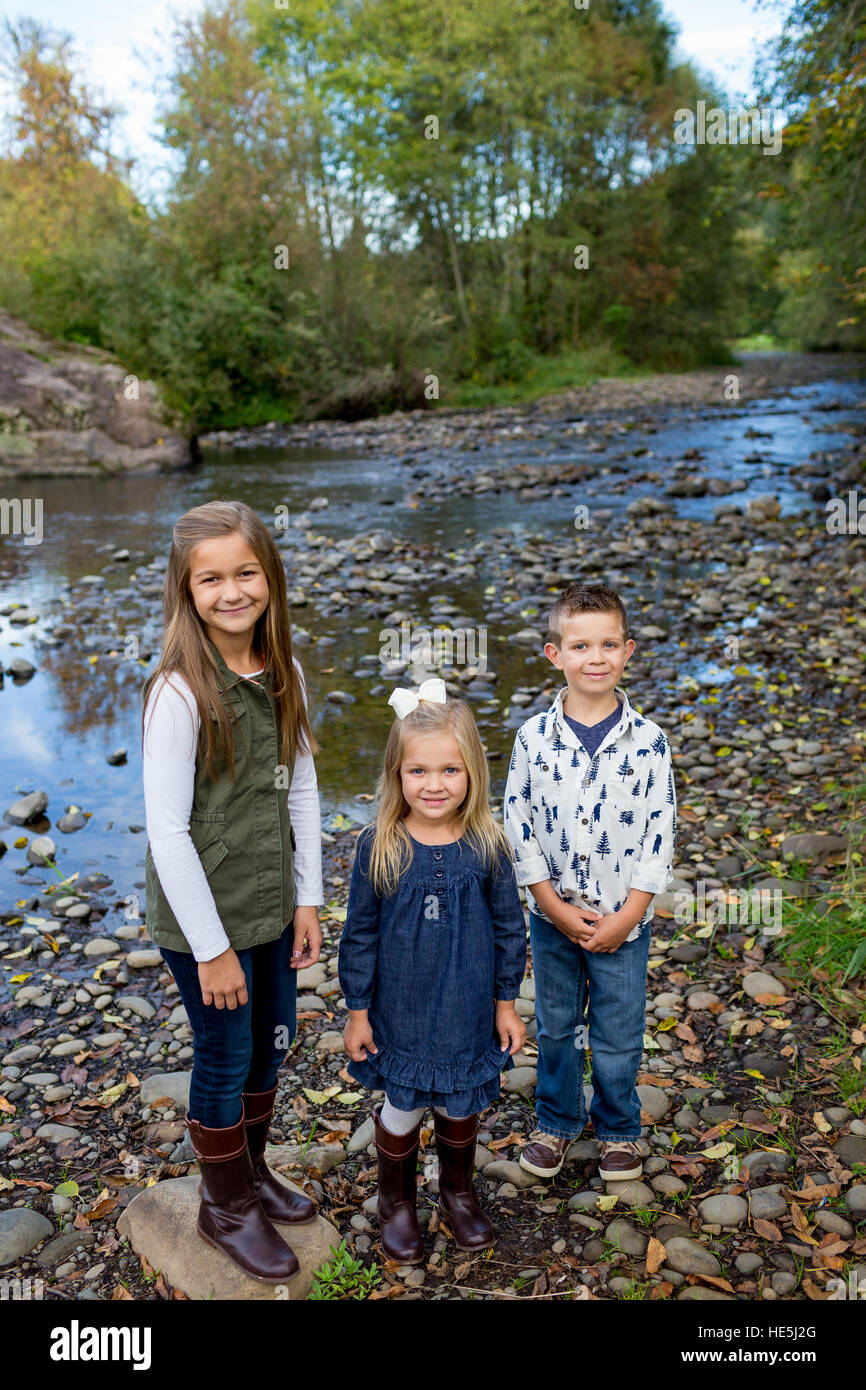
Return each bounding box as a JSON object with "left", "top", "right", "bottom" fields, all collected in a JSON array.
[{"left": 0, "top": 364, "right": 864, "bottom": 912}]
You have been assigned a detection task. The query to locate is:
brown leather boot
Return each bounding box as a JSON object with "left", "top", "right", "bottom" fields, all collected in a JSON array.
[
  {"left": 372, "top": 1104, "right": 424, "bottom": 1265},
  {"left": 433, "top": 1111, "right": 495, "bottom": 1251},
  {"left": 185, "top": 1108, "right": 300, "bottom": 1282},
  {"left": 242, "top": 1085, "right": 318, "bottom": 1224}
]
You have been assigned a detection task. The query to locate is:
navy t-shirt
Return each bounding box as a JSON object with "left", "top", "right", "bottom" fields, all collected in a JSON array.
[{"left": 563, "top": 699, "right": 623, "bottom": 759}]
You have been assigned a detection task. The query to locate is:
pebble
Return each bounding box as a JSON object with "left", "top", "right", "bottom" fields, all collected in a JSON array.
[
  {"left": 813, "top": 1209, "right": 854, "bottom": 1237},
  {"left": 772, "top": 1271, "right": 798, "bottom": 1295},
  {"left": 739, "top": 1150, "right": 790, "bottom": 1179},
  {"left": 735, "top": 1252, "right": 763, "bottom": 1275},
  {"left": 568, "top": 1191, "right": 600, "bottom": 1211},
  {"left": 83, "top": 938, "right": 120, "bottom": 957},
  {"left": 605, "top": 1218, "right": 647, "bottom": 1256},
  {"left": 115, "top": 995, "right": 156, "bottom": 1020},
  {"left": 743, "top": 971, "right": 787, "bottom": 999},
  {"left": 501, "top": 1066, "right": 537, "bottom": 1094},
  {"left": 125, "top": 949, "right": 163, "bottom": 968},
  {"left": 699, "top": 1194, "right": 748, "bottom": 1226},
  {"left": 844, "top": 1185, "right": 866, "bottom": 1216},
  {"left": 651, "top": 1173, "right": 687, "bottom": 1195},
  {"left": 0, "top": 1208, "right": 53, "bottom": 1263},
  {"left": 35, "top": 1123, "right": 81, "bottom": 1142},
  {"left": 603, "top": 1179, "right": 654, "bottom": 1207},
  {"left": 748, "top": 1189, "right": 787, "bottom": 1221},
  {"left": 636, "top": 1085, "right": 670, "bottom": 1121},
  {"left": 483, "top": 1160, "right": 538, "bottom": 1189},
  {"left": 315, "top": 1031, "right": 345, "bottom": 1053},
  {"left": 663, "top": 1236, "right": 722, "bottom": 1277}
]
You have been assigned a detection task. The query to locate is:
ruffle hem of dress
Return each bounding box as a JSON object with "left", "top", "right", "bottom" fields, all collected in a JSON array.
[{"left": 347, "top": 1041, "right": 514, "bottom": 1118}]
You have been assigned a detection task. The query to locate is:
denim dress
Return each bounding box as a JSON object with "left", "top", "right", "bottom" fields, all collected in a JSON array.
[{"left": 337, "top": 827, "right": 528, "bottom": 1117}]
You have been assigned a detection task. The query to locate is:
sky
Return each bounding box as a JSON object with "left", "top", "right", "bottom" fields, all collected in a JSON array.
[{"left": 0, "top": 0, "right": 792, "bottom": 210}]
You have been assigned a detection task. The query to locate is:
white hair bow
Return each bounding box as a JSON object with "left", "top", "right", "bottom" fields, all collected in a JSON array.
[{"left": 387, "top": 677, "right": 448, "bottom": 720}]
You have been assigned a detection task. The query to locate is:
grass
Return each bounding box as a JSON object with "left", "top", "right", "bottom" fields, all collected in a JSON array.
[
  {"left": 730, "top": 780, "right": 866, "bottom": 1026},
  {"left": 308, "top": 1240, "right": 381, "bottom": 1300}
]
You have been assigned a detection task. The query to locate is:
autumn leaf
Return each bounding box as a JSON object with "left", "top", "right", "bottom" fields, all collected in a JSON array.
[
  {"left": 701, "top": 1142, "right": 736, "bottom": 1160},
  {"left": 596, "top": 1194, "right": 619, "bottom": 1211},
  {"left": 645, "top": 1236, "right": 666, "bottom": 1275},
  {"left": 752, "top": 1217, "right": 782, "bottom": 1241}
]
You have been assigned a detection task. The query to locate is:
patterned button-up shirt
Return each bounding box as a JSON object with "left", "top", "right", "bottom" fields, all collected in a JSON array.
[{"left": 503, "top": 684, "right": 677, "bottom": 941}]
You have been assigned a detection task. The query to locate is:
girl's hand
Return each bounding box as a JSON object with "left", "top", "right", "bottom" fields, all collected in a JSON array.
[
  {"left": 198, "top": 947, "right": 248, "bottom": 1009},
  {"left": 495, "top": 1000, "right": 525, "bottom": 1055},
  {"left": 290, "top": 906, "right": 322, "bottom": 968},
  {"left": 344, "top": 1010, "right": 378, "bottom": 1062}
]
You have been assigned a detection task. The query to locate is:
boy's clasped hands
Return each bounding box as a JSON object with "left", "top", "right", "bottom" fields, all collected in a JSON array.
[{"left": 554, "top": 902, "right": 638, "bottom": 954}]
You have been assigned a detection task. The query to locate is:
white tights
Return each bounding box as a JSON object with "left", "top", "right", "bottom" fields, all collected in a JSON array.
[{"left": 380, "top": 1099, "right": 465, "bottom": 1135}]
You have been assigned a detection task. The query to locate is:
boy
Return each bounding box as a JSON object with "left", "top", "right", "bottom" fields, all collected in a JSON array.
[{"left": 503, "top": 582, "right": 677, "bottom": 1182}]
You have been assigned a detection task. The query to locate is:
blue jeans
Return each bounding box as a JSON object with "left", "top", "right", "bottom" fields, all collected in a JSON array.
[
  {"left": 529, "top": 911, "right": 650, "bottom": 1142},
  {"left": 160, "top": 924, "right": 298, "bottom": 1128}
]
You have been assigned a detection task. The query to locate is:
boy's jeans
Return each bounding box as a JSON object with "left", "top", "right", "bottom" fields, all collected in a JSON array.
[
  {"left": 160, "top": 922, "right": 297, "bottom": 1129},
  {"left": 528, "top": 910, "right": 650, "bottom": 1142}
]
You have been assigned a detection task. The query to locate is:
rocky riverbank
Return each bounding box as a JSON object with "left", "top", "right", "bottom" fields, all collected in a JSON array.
[
  {"left": 2, "top": 489, "right": 866, "bottom": 1297},
  {"left": 0, "top": 312, "right": 192, "bottom": 478}
]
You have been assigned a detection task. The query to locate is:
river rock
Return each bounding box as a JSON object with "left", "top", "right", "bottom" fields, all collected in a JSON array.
[
  {"left": 502, "top": 1066, "right": 537, "bottom": 1094},
  {"left": 663, "top": 1236, "right": 722, "bottom": 1276},
  {"left": 296, "top": 963, "right": 327, "bottom": 989},
  {"left": 83, "top": 937, "right": 119, "bottom": 957},
  {"left": 603, "top": 1180, "right": 654, "bottom": 1207},
  {"left": 637, "top": 1084, "right": 670, "bottom": 1121},
  {"left": 35, "top": 1123, "right": 81, "bottom": 1142},
  {"left": 834, "top": 1135, "right": 866, "bottom": 1167},
  {"left": 26, "top": 835, "right": 57, "bottom": 865},
  {"left": 0, "top": 1208, "right": 53, "bottom": 1265},
  {"left": 140, "top": 1072, "right": 191, "bottom": 1108},
  {"left": 743, "top": 971, "right": 787, "bottom": 999},
  {"left": 779, "top": 833, "right": 847, "bottom": 863},
  {"left": 126, "top": 949, "right": 163, "bottom": 968},
  {"left": 483, "top": 1160, "right": 539, "bottom": 1189},
  {"left": 605, "top": 1218, "right": 647, "bottom": 1256},
  {"left": 115, "top": 995, "right": 156, "bottom": 1020},
  {"left": 347, "top": 1117, "right": 375, "bottom": 1154},
  {"left": 748, "top": 1189, "right": 788, "bottom": 1221},
  {"left": 739, "top": 1150, "right": 790, "bottom": 1178},
  {"left": 699, "top": 1194, "right": 748, "bottom": 1226},
  {"left": 265, "top": 1142, "right": 345, "bottom": 1174},
  {"left": 5, "top": 789, "right": 48, "bottom": 824},
  {"left": 844, "top": 1185, "right": 866, "bottom": 1216},
  {"left": 117, "top": 1175, "right": 340, "bottom": 1299}
]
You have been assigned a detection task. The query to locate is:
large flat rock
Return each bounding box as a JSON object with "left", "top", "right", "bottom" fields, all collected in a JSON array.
[
  {"left": 0, "top": 310, "right": 191, "bottom": 477},
  {"left": 117, "top": 1174, "right": 341, "bottom": 1300}
]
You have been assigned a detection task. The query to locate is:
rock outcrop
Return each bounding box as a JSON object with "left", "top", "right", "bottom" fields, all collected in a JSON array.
[{"left": 0, "top": 311, "right": 193, "bottom": 476}]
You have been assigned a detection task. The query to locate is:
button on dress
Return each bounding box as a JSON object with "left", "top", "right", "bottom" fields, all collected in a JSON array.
[{"left": 338, "top": 827, "right": 527, "bottom": 1116}]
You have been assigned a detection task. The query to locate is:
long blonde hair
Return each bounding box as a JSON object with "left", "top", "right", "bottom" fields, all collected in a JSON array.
[
  {"left": 365, "top": 697, "right": 513, "bottom": 896},
  {"left": 141, "top": 499, "right": 318, "bottom": 780}
]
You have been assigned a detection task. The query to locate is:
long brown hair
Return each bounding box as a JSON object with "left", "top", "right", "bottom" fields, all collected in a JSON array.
[
  {"left": 366, "top": 696, "right": 513, "bottom": 897},
  {"left": 141, "top": 500, "right": 318, "bottom": 780}
]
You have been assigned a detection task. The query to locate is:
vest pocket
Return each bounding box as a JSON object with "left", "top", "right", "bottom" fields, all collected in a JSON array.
[{"left": 196, "top": 834, "right": 229, "bottom": 877}]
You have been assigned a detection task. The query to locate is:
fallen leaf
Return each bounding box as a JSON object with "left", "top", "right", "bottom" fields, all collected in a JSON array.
[
  {"left": 701, "top": 1142, "right": 736, "bottom": 1160},
  {"left": 596, "top": 1194, "right": 619, "bottom": 1211},
  {"left": 752, "top": 1217, "right": 782, "bottom": 1241},
  {"left": 646, "top": 1236, "right": 666, "bottom": 1275}
]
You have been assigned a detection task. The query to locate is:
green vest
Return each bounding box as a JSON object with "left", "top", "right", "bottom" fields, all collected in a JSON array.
[{"left": 143, "top": 637, "right": 296, "bottom": 955}]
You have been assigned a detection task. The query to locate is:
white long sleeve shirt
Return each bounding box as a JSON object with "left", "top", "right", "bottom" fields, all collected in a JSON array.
[
  {"left": 504, "top": 684, "right": 677, "bottom": 941},
  {"left": 142, "top": 657, "right": 323, "bottom": 961}
]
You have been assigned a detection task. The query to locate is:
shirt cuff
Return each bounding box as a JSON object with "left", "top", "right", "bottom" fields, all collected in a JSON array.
[
  {"left": 344, "top": 995, "right": 372, "bottom": 1010},
  {"left": 628, "top": 865, "right": 673, "bottom": 894},
  {"left": 512, "top": 854, "right": 550, "bottom": 887}
]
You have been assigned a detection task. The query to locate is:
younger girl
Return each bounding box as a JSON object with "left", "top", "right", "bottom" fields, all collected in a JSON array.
[
  {"left": 338, "top": 679, "right": 527, "bottom": 1263},
  {"left": 141, "top": 500, "right": 324, "bottom": 1284}
]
